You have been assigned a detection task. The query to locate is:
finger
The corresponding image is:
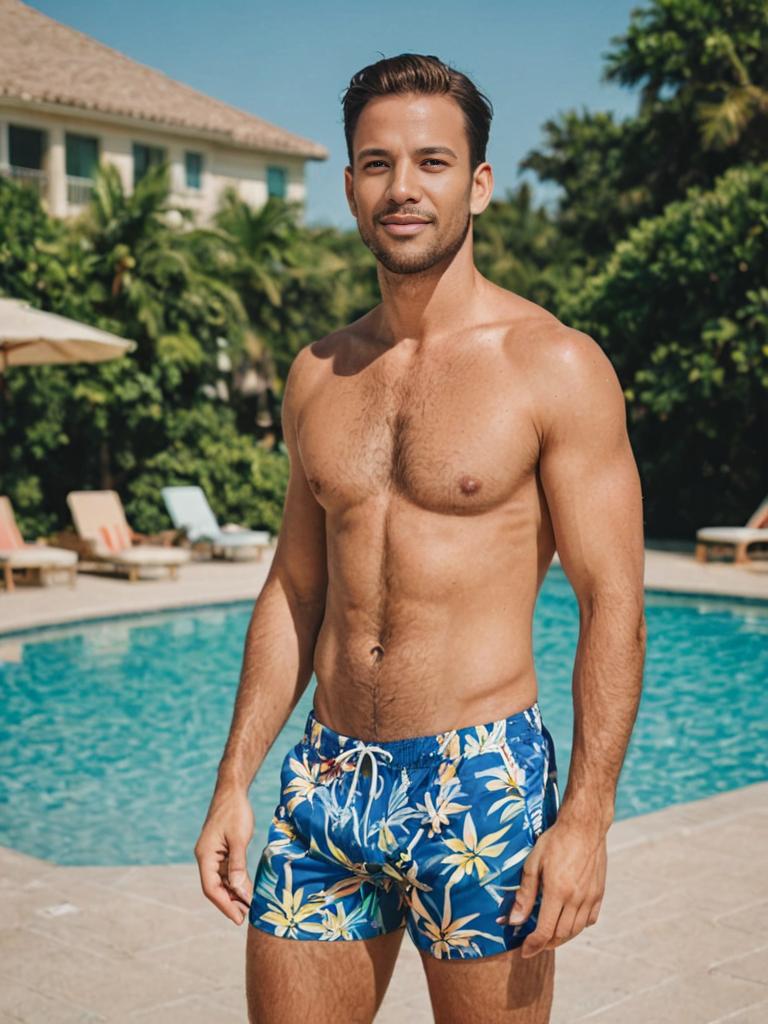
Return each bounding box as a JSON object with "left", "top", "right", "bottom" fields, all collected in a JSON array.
[
  {"left": 520, "top": 890, "right": 563, "bottom": 958},
  {"left": 587, "top": 897, "right": 603, "bottom": 926},
  {"left": 198, "top": 851, "right": 247, "bottom": 925},
  {"left": 552, "top": 902, "right": 579, "bottom": 943},
  {"left": 507, "top": 853, "right": 541, "bottom": 925},
  {"left": 225, "top": 843, "right": 254, "bottom": 906}
]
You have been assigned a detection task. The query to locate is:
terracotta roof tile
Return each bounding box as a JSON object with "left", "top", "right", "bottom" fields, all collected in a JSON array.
[{"left": 0, "top": 0, "right": 328, "bottom": 160}]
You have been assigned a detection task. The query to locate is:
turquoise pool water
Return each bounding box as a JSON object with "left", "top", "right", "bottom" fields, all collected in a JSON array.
[{"left": 1, "top": 566, "right": 767, "bottom": 866}]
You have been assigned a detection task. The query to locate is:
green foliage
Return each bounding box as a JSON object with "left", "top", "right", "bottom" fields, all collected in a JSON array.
[
  {"left": 562, "top": 162, "right": 768, "bottom": 534},
  {"left": 0, "top": 166, "right": 371, "bottom": 540},
  {"left": 124, "top": 405, "right": 289, "bottom": 535},
  {"left": 522, "top": 0, "right": 768, "bottom": 264},
  {"left": 474, "top": 182, "right": 585, "bottom": 310}
]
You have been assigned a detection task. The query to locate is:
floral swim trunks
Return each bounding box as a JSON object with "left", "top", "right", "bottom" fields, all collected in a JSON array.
[{"left": 249, "top": 700, "right": 560, "bottom": 959}]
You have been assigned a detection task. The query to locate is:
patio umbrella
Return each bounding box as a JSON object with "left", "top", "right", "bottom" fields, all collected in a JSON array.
[{"left": 0, "top": 297, "right": 136, "bottom": 391}]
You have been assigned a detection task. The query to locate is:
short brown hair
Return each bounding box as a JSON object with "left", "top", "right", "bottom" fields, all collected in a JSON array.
[{"left": 342, "top": 53, "right": 493, "bottom": 170}]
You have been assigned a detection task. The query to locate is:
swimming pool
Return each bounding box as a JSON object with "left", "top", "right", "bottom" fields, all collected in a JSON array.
[{"left": 1, "top": 566, "right": 766, "bottom": 866}]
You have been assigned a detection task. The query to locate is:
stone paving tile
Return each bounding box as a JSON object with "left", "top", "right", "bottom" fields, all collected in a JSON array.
[
  {"left": 106, "top": 864, "right": 206, "bottom": 914},
  {"left": 0, "top": 978, "right": 105, "bottom": 1024},
  {"left": 714, "top": 899, "right": 768, "bottom": 938},
  {"left": 549, "top": 942, "right": 673, "bottom": 1022},
  {"left": 710, "top": 944, "right": 768, "bottom": 988},
  {"left": 123, "top": 993, "right": 244, "bottom": 1022},
  {"left": 196, "top": 984, "right": 248, "bottom": 1019},
  {"left": 708, "top": 999, "right": 768, "bottom": 1023},
  {"left": 0, "top": 928, "right": 218, "bottom": 1019},
  {"left": 574, "top": 968, "right": 767, "bottom": 1023},
  {"left": 10, "top": 876, "right": 212, "bottom": 959},
  {"left": 134, "top": 926, "right": 246, "bottom": 987},
  {"left": 588, "top": 910, "right": 764, "bottom": 975}
]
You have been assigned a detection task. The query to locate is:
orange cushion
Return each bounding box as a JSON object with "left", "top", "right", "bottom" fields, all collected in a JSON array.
[
  {"left": 99, "top": 524, "right": 131, "bottom": 552},
  {"left": 0, "top": 520, "right": 23, "bottom": 550}
]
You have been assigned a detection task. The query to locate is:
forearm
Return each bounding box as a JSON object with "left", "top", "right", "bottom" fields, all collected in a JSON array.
[
  {"left": 557, "top": 595, "right": 646, "bottom": 834},
  {"left": 215, "top": 576, "right": 325, "bottom": 794}
]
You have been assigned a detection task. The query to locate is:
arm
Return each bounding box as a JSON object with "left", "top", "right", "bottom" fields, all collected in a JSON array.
[
  {"left": 540, "top": 329, "right": 646, "bottom": 832},
  {"left": 195, "top": 345, "right": 328, "bottom": 923},
  {"left": 506, "top": 326, "right": 647, "bottom": 953}
]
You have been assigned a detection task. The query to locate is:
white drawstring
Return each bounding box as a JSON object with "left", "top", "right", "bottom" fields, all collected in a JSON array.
[{"left": 333, "top": 743, "right": 394, "bottom": 840}]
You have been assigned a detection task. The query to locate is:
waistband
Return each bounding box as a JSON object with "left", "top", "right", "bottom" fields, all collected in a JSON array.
[{"left": 301, "top": 700, "right": 544, "bottom": 767}]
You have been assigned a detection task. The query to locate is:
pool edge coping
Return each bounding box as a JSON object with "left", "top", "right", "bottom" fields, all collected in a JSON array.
[{"left": 1, "top": 566, "right": 767, "bottom": 642}]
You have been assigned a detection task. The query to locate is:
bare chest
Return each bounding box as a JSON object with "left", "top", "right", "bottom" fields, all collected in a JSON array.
[{"left": 297, "top": 354, "right": 540, "bottom": 516}]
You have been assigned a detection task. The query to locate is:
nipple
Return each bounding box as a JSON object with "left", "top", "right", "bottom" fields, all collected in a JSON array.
[{"left": 459, "top": 475, "right": 481, "bottom": 495}]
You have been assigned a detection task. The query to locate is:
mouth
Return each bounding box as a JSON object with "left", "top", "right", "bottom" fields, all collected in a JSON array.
[{"left": 378, "top": 215, "right": 432, "bottom": 237}]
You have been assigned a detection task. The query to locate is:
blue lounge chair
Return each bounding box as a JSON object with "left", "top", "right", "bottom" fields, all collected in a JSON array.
[{"left": 161, "top": 486, "right": 271, "bottom": 560}]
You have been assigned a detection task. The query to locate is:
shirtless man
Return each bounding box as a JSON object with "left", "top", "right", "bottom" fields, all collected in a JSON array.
[{"left": 195, "top": 53, "right": 646, "bottom": 1023}]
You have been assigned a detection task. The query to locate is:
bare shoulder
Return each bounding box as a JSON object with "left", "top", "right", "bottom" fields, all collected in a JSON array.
[
  {"left": 288, "top": 310, "right": 379, "bottom": 397},
  {"left": 519, "top": 319, "right": 627, "bottom": 438}
]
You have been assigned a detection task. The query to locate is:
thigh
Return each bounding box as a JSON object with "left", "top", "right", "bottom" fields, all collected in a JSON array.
[
  {"left": 419, "top": 945, "right": 555, "bottom": 1024},
  {"left": 246, "top": 922, "right": 406, "bottom": 1024}
]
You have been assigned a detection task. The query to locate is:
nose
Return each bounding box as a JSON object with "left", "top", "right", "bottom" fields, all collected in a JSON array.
[{"left": 385, "top": 160, "right": 422, "bottom": 207}]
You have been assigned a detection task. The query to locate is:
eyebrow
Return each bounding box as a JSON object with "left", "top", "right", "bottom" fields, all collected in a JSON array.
[{"left": 356, "top": 145, "right": 458, "bottom": 161}]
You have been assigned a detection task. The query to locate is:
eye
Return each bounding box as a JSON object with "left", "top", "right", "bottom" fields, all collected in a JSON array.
[
  {"left": 363, "top": 160, "right": 388, "bottom": 170},
  {"left": 422, "top": 159, "right": 447, "bottom": 169}
]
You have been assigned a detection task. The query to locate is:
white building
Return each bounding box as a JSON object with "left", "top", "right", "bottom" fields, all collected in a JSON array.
[{"left": 0, "top": 0, "right": 327, "bottom": 223}]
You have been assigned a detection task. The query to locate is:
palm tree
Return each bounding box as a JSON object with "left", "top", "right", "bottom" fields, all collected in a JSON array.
[
  {"left": 694, "top": 29, "right": 768, "bottom": 149},
  {"left": 78, "top": 162, "right": 245, "bottom": 358}
]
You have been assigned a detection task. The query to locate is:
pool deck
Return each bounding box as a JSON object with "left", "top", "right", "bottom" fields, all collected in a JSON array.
[{"left": 1, "top": 546, "right": 767, "bottom": 1023}]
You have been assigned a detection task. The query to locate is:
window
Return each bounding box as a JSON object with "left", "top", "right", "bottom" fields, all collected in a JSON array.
[
  {"left": 9, "top": 125, "right": 45, "bottom": 169},
  {"left": 66, "top": 134, "right": 99, "bottom": 179},
  {"left": 132, "top": 142, "right": 165, "bottom": 185},
  {"left": 267, "top": 165, "right": 287, "bottom": 199},
  {"left": 185, "top": 151, "right": 203, "bottom": 190}
]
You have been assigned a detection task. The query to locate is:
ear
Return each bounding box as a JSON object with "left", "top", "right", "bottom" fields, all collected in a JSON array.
[
  {"left": 469, "top": 161, "right": 493, "bottom": 217},
  {"left": 344, "top": 166, "right": 358, "bottom": 219}
]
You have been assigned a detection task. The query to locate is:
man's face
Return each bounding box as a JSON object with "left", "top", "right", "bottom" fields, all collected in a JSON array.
[{"left": 344, "top": 92, "right": 491, "bottom": 275}]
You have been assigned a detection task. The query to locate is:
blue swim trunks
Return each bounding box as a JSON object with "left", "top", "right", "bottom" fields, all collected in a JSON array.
[{"left": 249, "top": 700, "right": 560, "bottom": 959}]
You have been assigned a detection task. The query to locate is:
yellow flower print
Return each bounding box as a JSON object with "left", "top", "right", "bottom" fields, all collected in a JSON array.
[
  {"left": 464, "top": 723, "right": 506, "bottom": 758},
  {"left": 475, "top": 756, "right": 527, "bottom": 824},
  {"left": 442, "top": 812, "right": 514, "bottom": 885},
  {"left": 417, "top": 784, "right": 471, "bottom": 838},
  {"left": 302, "top": 902, "right": 368, "bottom": 940},
  {"left": 258, "top": 861, "right": 325, "bottom": 938},
  {"left": 408, "top": 880, "right": 504, "bottom": 959},
  {"left": 435, "top": 730, "right": 461, "bottom": 760},
  {"left": 283, "top": 750, "right": 323, "bottom": 814}
]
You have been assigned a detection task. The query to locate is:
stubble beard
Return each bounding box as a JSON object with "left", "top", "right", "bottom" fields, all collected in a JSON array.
[{"left": 357, "top": 211, "right": 472, "bottom": 276}]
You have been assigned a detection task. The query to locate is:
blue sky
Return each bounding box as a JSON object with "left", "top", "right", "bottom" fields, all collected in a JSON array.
[{"left": 30, "top": 0, "right": 643, "bottom": 227}]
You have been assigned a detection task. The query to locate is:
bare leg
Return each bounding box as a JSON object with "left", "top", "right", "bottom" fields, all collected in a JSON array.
[
  {"left": 420, "top": 946, "right": 555, "bottom": 1023},
  {"left": 246, "top": 924, "right": 406, "bottom": 1024}
]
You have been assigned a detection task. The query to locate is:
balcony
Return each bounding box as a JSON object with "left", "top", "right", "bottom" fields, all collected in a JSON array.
[
  {"left": 2, "top": 164, "right": 47, "bottom": 196},
  {"left": 66, "top": 175, "right": 95, "bottom": 206}
]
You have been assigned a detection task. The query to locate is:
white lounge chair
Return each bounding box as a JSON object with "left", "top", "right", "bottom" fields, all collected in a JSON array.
[
  {"left": 67, "top": 490, "right": 190, "bottom": 582},
  {"left": 0, "top": 495, "right": 78, "bottom": 592},
  {"left": 696, "top": 495, "right": 768, "bottom": 563},
  {"left": 161, "top": 485, "right": 271, "bottom": 560}
]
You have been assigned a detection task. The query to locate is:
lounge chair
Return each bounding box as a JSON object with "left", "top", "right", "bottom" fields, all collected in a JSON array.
[
  {"left": 66, "top": 490, "right": 190, "bottom": 582},
  {"left": 0, "top": 495, "right": 78, "bottom": 592},
  {"left": 161, "top": 485, "right": 271, "bottom": 560},
  {"left": 696, "top": 494, "right": 768, "bottom": 563}
]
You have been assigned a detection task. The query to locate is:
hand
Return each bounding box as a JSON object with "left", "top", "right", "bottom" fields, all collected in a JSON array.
[
  {"left": 194, "top": 787, "right": 255, "bottom": 925},
  {"left": 499, "top": 818, "right": 607, "bottom": 957}
]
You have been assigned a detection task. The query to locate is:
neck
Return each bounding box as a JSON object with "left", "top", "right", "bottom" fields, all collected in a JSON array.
[{"left": 374, "top": 228, "right": 483, "bottom": 346}]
